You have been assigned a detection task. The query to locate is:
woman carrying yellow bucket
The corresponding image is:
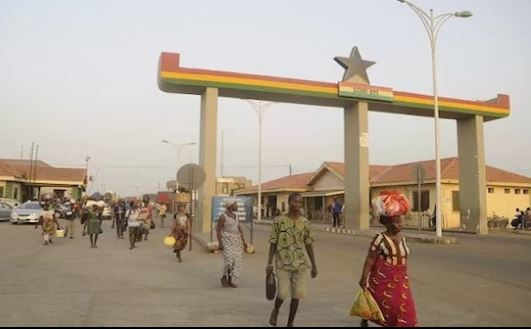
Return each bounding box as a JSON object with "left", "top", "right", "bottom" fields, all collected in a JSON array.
[
  {"left": 168, "top": 203, "right": 190, "bottom": 262},
  {"left": 35, "top": 203, "right": 61, "bottom": 246}
]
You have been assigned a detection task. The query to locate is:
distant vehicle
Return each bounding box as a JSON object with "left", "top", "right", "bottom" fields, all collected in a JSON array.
[
  {"left": 102, "top": 205, "right": 112, "bottom": 220},
  {"left": 0, "top": 198, "right": 20, "bottom": 208},
  {"left": 0, "top": 202, "right": 13, "bottom": 221},
  {"left": 10, "top": 201, "right": 43, "bottom": 225},
  {"left": 54, "top": 204, "right": 73, "bottom": 219}
]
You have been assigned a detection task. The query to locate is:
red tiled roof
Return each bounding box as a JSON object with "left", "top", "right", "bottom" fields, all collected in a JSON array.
[
  {"left": 0, "top": 160, "right": 86, "bottom": 183},
  {"left": 238, "top": 158, "right": 531, "bottom": 194},
  {"left": 0, "top": 159, "right": 51, "bottom": 168},
  {"left": 238, "top": 172, "right": 314, "bottom": 194},
  {"left": 371, "top": 158, "right": 531, "bottom": 185},
  {"left": 323, "top": 162, "right": 390, "bottom": 182}
]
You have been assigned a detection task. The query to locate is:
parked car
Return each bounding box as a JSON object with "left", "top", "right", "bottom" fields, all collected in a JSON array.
[
  {"left": 0, "top": 202, "right": 13, "bottom": 221},
  {"left": 54, "top": 204, "right": 73, "bottom": 219},
  {"left": 0, "top": 198, "right": 20, "bottom": 208},
  {"left": 10, "top": 201, "right": 43, "bottom": 225}
]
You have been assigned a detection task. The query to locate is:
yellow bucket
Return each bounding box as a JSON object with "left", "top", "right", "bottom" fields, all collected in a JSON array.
[
  {"left": 55, "top": 229, "right": 65, "bottom": 238},
  {"left": 164, "top": 236, "right": 176, "bottom": 247}
]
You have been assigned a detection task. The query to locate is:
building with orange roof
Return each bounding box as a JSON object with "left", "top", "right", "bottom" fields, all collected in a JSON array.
[
  {"left": 237, "top": 158, "right": 531, "bottom": 229},
  {"left": 0, "top": 159, "right": 86, "bottom": 202}
]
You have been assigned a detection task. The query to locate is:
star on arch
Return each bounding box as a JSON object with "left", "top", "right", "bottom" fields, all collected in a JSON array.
[{"left": 334, "top": 47, "right": 375, "bottom": 84}]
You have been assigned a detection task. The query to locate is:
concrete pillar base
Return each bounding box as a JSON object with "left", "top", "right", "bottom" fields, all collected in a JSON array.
[
  {"left": 344, "top": 102, "right": 370, "bottom": 231},
  {"left": 457, "top": 115, "right": 487, "bottom": 234},
  {"left": 198, "top": 87, "right": 218, "bottom": 234}
]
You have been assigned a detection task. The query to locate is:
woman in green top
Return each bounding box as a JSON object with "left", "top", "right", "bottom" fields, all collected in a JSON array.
[{"left": 87, "top": 204, "right": 102, "bottom": 248}]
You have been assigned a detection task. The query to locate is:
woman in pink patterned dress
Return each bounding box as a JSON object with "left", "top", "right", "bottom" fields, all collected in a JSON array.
[{"left": 358, "top": 191, "right": 418, "bottom": 327}]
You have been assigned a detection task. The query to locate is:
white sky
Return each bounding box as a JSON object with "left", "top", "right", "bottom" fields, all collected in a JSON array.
[{"left": 1, "top": 0, "right": 530, "bottom": 197}]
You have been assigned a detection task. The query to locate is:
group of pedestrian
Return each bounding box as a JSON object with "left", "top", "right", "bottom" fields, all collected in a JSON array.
[
  {"left": 32, "top": 190, "right": 418, "bottom": 327},
  {"left": 34, "top": 198, "right": 81, "bottom": 245},
  {"left": 34, "top": 196, "right": 160, "bottom": 250},
  {"left": 511, "top": 207, "right": 531, "bottom": 229},
  {"left": 120, "top": 199, "right": 153, "bottom": 250},
  {"left": 213, "top": 191, "right": 417, "bottom": 327}
]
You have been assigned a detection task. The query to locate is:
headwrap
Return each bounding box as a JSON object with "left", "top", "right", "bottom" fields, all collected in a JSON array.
[
  {"left": 224, "top": 198, "right": 238, "bottom": 209},
  {"left": 372, "top": 191, "right": 410, "bottom": 219}
]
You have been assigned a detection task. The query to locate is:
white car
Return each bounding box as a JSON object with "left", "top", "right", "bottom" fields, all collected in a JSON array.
[
  {"left": 102, "top": 206, "right": 112, "bottom": 220},
  {"left": 0, "top": 198, "right": 20, "bottom": 208},
  {"left": 10, "top": 201, "right": 43, "bottom": 224},
  {"left": 0, "top": 202, "right": 13, "bottom": 221}
]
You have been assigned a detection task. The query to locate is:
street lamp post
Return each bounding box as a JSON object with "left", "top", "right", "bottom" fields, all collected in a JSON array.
[
  {"left": 243, "top": 100, "right": 275, "bottom": 245},
  {"left": 397, "top": 0, "right": 472, "bottom": 238},
  {"left": 162, "top": 140, "right": 196, "bottom": 211}
]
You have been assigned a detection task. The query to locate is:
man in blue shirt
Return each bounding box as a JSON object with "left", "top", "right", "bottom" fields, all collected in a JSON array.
[{"left": 332, "top": 197, "right": 342, "bottom": 228}]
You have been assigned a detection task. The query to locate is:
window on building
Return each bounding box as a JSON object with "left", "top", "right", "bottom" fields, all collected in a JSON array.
[
  {"left": 488, "top": 187, "right": 495, "bottom": 194},
  {"left": 515, "top": 189, "right": 521, "bottom": 194},
  {"left": 53, "top": 189, "right": 66, "bottom": 199},
  {"left": 524, "top": 189, "right": 529, "bottom": 195},
  {"left": 505, "top": 188, "right": 511, "bottom": 194},
  {"left": 452, "top": 191, "right": 460, "bottom": 212},
  {"left": 282, "top": 201, "right": 286, "bottom": 212},
  {"left": 0, "top": 186, "right": 4, "bottom": 198},
  {"left": 412, "top": 190, "right": 430, "bottom": 212},
  {"left": 13, "top": 187, "right": 18, "bottom": 200}
]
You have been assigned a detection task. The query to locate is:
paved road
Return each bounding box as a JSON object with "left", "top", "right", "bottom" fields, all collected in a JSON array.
[{"left": 0, "top": 218, "right": 530, "bottom": 327}]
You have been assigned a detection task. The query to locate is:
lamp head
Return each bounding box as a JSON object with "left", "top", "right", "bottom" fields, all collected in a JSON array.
[{"left": 455, "top": 11, "right": 473, "bottom": 18}]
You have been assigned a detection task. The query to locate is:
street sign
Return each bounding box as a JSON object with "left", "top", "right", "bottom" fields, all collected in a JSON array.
[
  {"left": 338, "top": 82, "right": 394, "bottom": 102},
  {"left": 177, "top": 164, "right": 206, "bottom": 190},
  {"left": 211, "top": 196, "right": 252, "bottom": 223},
  {"left": 210, "top": 196, "right": 253, "bottom": 243}
]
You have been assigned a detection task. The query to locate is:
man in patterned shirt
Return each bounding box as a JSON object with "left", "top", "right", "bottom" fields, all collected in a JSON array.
[{"left": 266, "top": 192, "right": 318, "bottom": 327}]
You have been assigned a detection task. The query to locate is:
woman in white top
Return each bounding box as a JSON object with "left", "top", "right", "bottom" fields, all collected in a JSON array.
[
  {"left": 169, "top": 203, "right": 190, "bottom": 262},
  {"left": 216, "top": 198, "right": 247, "bottom": 288},
  {"left": 126, "top": 201, "right": 141, "bottom": 250}
]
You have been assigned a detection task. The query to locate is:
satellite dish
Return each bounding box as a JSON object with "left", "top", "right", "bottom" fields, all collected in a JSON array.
[{"left": 177, "top": 164, "right": 206, "bottom": 190}]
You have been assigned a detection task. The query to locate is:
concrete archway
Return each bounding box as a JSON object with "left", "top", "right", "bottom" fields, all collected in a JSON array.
[{"left": 158, "top": 47, "right": 510, "bottom": 235}]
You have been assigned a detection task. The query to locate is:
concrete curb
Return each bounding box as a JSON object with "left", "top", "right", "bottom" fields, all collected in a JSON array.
[
  {"left": 511, "top": 230, "right": 531, "bottom": 236},
  {"left": 256, "top": 220, "right": 458, "bottom": 244},
  {"left": 322, "top": 227, "right": 458, "bottom": 244},
  {"left": 191, "top": 233, "right": 217, "bottom": 253}
]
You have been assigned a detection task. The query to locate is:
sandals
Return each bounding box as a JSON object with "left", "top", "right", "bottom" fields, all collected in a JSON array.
[{"left": 220, "top": 276, "right": 229, "bottom": 288}]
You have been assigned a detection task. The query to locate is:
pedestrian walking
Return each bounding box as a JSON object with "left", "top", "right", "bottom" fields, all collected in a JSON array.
[
  {"left": 267, "top": 192, "right": 318, "bottom": 328},
  {"left": 35, "top": 204, "right": 61, "bottom": 246},
  {"left": 216, "top": 198, "right": 247, "bottom": 288},
  {"left": 332, "top": 197, "right": 343, "bottom": 228},
  {"left": 358, "top": 191, "right": 417, "bottom": 327},
  {"left": 87, "top": 204, "right": 103, "bottom": 248},
  {"left": 64, "top": 199, "right": 78, "bottom": 239},
  {"left": 139, "top": 200, "right": 153, "bottom": 241},
  {"left": 113, "top": 200, "right": 127, "bottom": 239},
  {"left": 169, "top": 203, "right": 190, "bottom": 262},
  {"left": 159, "top": 203, "right": 168, "bottom": 228},
  {"left": 126, "top": 201, "right": 141, "bottom": 250}
]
